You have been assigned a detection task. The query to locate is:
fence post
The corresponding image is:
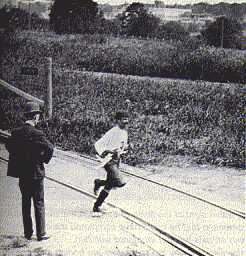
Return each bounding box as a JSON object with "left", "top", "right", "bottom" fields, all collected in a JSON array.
[
  {"left": 28, "top": 2, "right": 31, "bottom": 31},
  {"left": 46, "top": 57, "right": 52, "bottom": 119}
]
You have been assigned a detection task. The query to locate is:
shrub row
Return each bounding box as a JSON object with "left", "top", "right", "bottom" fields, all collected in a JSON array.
[{"left": 1, "top": 31, "right": 246, "bottom": 83}]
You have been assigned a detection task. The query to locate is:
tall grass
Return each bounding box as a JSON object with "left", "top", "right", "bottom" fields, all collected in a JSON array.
[{"left": 0, "top": 69, "right": 243, "bottom": 168}]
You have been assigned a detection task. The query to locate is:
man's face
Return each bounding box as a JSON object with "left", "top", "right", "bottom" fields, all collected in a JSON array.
[
  {"left": 34, "top": 113, "right": 40, "bottom": 125},
  {"left": 119, "top": 118, "right": 129, "bottom": 129}
]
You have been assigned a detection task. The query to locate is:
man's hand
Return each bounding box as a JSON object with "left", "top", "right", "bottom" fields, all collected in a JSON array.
[{"left": 101, "top": 150, "right": 115, "bottom": 158}]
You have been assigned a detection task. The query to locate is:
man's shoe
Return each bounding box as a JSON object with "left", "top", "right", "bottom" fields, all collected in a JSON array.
[
  {"left": 25, "top": 235, "right": 32, "bottom": 240},
  {"left": 37, "top": 235, "right": 50, "bottom": 241},
  {"left": 117, "top": 182, "right": 126, "bottom": 188},
  {"left": 93, "top": 204, "right": 102, "bottom": 213},
  {"left": 92, "top": 205, "right": 103, "bottom": 216},
  {"left": 93, "top": 179, "right": 101, "bottom": 196}
]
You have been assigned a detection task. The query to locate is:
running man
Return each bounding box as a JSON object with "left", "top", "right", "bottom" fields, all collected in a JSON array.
[{"left": 93, "top": 111, "right": 129, "bottom": 213}]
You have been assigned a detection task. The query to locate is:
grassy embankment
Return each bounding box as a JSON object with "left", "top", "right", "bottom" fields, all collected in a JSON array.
[{"left": 0, "top": 32, "right": 244, "bottom": 168}]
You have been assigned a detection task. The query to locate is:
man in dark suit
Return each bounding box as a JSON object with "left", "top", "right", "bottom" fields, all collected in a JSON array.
[{"left": 6, "top": 101, "right": 54, "bottom": 241}]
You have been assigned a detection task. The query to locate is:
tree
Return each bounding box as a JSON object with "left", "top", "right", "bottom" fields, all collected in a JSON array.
[
  {"left": 0, "top": 6, "right": 27, "bottom": 74},
  {"left": 156, "top": 21, "right": 189, "bottom": 41},
  {"left": 201, "top": 16, "right": 242, "bottom": 49},
  {"left": 98, "top": 18, "right": 120, "bottom": 35},
  {"left": 49, "top": 0, "right": 102, "bottom": 34},
  {"left": 0, "top": 5, "right": 48, "bottom": 32},
  {"left": 0, "top": 5, "right": 29, "bottom": 31},
  {"left": 119, "top": 2, "right": 160, "bottom": 38}
]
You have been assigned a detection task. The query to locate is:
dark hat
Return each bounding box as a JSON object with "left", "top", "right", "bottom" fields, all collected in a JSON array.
[
  {"left": 114, "top": 111, "right": 129, "bottom": 120},
  {"left": 24, "top": 101, "right": 42, "bottom": 115}
]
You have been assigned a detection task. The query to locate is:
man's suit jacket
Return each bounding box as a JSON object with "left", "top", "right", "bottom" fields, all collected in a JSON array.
[{"left": 6, "top": 123, "right": 54, "bottom": 179}]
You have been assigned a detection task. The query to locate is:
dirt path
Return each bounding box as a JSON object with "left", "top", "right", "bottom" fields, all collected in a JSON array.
[
  {"left": 48, "top": 152, "right": 245, "bottom": 256},
  {"left": 0, "top": 144, "right": 182, "bottom": 256},
  {"left": 0, "top": 144, "right": 245, "bottom": 256}
]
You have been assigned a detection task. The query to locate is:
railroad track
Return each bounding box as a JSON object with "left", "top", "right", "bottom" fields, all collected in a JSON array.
[
  {"left": 0, "top": 133, "right": 244, "bottom": 256},
  {"left": 0, "top": 129, "right": 245, "bottom": 221},
  {"left": 0, "top": 154, "right": 215, "bottom": 256},
  {"left": 54, "top": 149, "right": 246, "bottom": 220}
]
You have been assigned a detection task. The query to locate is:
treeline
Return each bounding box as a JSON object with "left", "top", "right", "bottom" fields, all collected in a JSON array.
[
  {"left": 0, "top": 0, "right": 245, "bottom": 80},
  {"left": 49, "top": 1, "right": 244, "bottom": 50},
  {"left": 192, "top": 2, "right": 246, "bottom": 20},
  {"left": 0, "top": 5, "right": 49, "bottom": 32},
  {"left": 0, "top": 1, "right": 245, "bottom": 50},
  {"left": 152, "top": 1, "right": 246, "bottom": 20}
]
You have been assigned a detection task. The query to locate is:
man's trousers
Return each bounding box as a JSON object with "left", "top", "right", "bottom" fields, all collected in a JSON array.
[{"left": 19, "top": 178, "right": 46, "bottom": 239}]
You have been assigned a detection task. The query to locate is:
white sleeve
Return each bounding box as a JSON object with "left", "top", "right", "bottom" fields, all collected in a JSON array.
[
  {"left": 94, "top": 138, "right": 104, "bottom": 156},
  {"left": 94, "top": 128, "right": 113, "bottom": 155},
  {"left": 121, "top": 131, "right": 128, "bottom": 152}
]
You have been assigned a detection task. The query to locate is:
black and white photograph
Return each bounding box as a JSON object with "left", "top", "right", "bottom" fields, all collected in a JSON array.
[{"left": 0, "top": 0, "right": 245, "bottom": 255}]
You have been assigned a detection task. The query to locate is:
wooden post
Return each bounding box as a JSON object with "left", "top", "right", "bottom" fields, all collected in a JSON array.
[
  {"left": 28, "top": 2, "right": 31, "bottom": 30},
  {"left": 220, "top": 16, "right": 225, "bottom": 48},
  {"left": 46, "top": 57, "right": 52, "bottom": 119}
]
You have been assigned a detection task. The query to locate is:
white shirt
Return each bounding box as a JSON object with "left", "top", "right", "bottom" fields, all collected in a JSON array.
[
  {"left": 95, "top": 125, "right": 128, "bottom": 156},
  {"left": 25, "top": 120, "right": 35, "bottom": 126}
]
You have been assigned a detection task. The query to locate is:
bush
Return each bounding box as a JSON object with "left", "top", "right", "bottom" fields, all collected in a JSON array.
[
  {"left": 174, "top": 46, "right": 246, "bottom": 82},
  {"left": 1, "top": 31, "right": 246, "bottom": 84},
  {"left": 156, "top": 21, "right": 189, "bottom": 41},
  {"left": 201, "top": 17, "right": 242, "bottom": 49},
  {"left": 0, "top": 5, "right": 49, "bottom": 32},
  {"left": 118, "top": 2, "right": 160, "bottom": 38},
  {"left": 49, "top": 0, "right": 103, "bottom": 34}
]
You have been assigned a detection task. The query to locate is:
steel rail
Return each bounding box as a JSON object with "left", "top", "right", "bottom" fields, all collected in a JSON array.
[{"left": 55, "top": 148, "right": 246, "bottom": 220}]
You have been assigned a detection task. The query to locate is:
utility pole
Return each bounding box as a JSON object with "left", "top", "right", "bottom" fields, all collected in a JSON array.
[
  {"left": 28, "top": 2, "right": 31, "bottom": 30},
  {"left": 23, "top": 0, "right": 35, "bottom": 30},
  {"left": 220, "top": 15, "right": 225, "bottom": 48},
  {"left": 46, "top": 57, "right": 52, "bottom": 119}
]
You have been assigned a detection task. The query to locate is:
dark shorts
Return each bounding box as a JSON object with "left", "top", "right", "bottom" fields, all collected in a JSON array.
[{"left": 104, "top": 159, "right": 126, "bottom": 190}]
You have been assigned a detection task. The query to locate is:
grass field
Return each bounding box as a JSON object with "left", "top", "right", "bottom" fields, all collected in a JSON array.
[
  {"left": 0, "top": 31, "right": 244, "bottom": 168},
  {"left": 0, "top": 68, "right": 243, "bottom": 168}
]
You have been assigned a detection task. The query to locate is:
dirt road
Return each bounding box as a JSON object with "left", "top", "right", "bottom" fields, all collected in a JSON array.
[{"left": 0, "top": 143, "right": 245, "bottom": 256}]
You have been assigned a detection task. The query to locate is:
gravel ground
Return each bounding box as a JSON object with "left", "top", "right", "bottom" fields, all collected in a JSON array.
[
  {"left": 0, "top": 143, "right": 245, "bottom": 256},
  {"left": 0, "top": 144, "right": 183, "bottom": 256}
]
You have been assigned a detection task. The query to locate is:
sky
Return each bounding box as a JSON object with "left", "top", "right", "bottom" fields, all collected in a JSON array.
[
  {"left": 97, "top": 0, "right": 246, "bottom": 5},
  {"left": 18, "top": 0, "right": 246, "bottom": 5}
]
